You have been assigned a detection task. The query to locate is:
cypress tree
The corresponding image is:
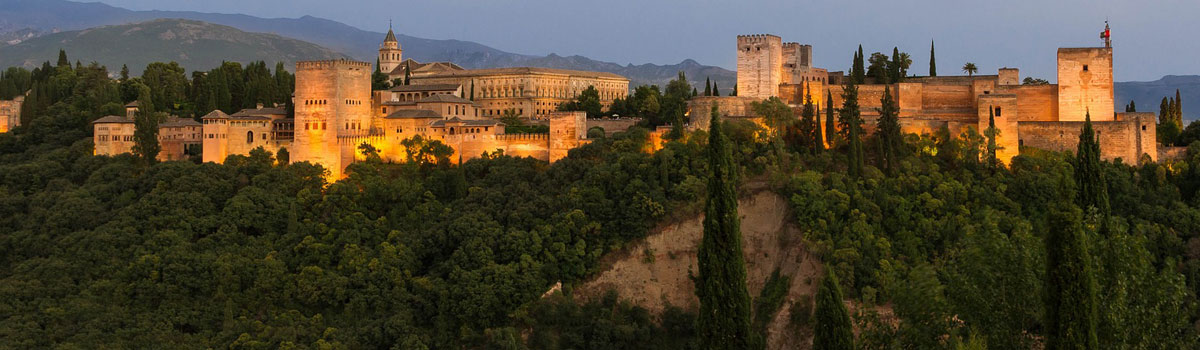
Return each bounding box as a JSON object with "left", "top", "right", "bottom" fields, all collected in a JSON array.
[
  {"left": 889, "top": 47, "right": 902, "bottom": 83},
  {"left": 1176, "top": 89, "right": 1183, "bottom": 125},
  {"left": 798, "top": 92, "right": 817, "bottom": 153},
  {"left": 985, "top": 107, "right": 1000, "bottom": 169},
  {"left": 1161, "top": 97, "right": 1171, "bottom": 124},
  {"left": 713, "top": 82, "right": 720, "bottom": 97},
  {"left": 731, "top": 84, "right": 737, "bottom": 96},
  {"left": 814, "top": 99, "right": 825, "bottom": 151},
  {"left": 695, "top": 102, "right": 753, "bottom": 350},
  {"left": 1075, "top": 112, "right": 1110, "bottom": 217},
  {"left": 56, "top": 49, "right": 69, "bottom": 67},
  {"left": 1044, "top": 194, "right": 1099, "bottom": 350},
  {"left": 705, "top": 77, "right": 712, "bottom": 96},
  {"left": 929, "top": 40, "right": 937, "bottom": 77},
  {"left": 131, "top": 85, "right": 161, "bottom": 165},
  {"left": 403, "top": 62, "right": 411, "bottom": 85},
  {"left": 813, "top": 268, "right": 854, "bottom": 350},
  {"left": 470, "top": 80, "right": 476, "bottom": 101},
  {"left": 876, "top": 86, "right": 901, "bottom": 173},
  {"left": 693, "top": 87, "right": 699, "bottom": 98},
  {"left": 852, "top": 45, "right": 866, "bottom": 84},
  {"left": 825, "top": 90, "right": 837, "bottom": 148},
  {"left": 840, "top": 83, "right": 864, "bottom": 177},
  {"left": 120, "top": 64, "right": 130, "bottom": 82}
]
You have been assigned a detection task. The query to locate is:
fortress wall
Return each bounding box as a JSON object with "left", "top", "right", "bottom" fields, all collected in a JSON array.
[
  {"left": 688, "top": 96, "right": 757, "bottom": 130},
  {"left": 920, "top": 83, "right": 975, "bottom": 112},
  {"left": 295, "top": 59, "right": 373, "bottom": 179},
  {"left": 978, "top": 95, "right": 1020, "bottom": 163},
  {"left": 1018, "top": 119, "right": 1150, "bottom": 163},
  {"left": 586, "top": 118, "right": 641, "bottom": 136},
  {"left": 897, "top": 83, "right": 924, "bottom": 117},
  {"left": 1001, "top": 84, "right": 1059, "bottom": 122},
  {"left": 1057, "top": 48, "right": 1114, "bottom": 121}
]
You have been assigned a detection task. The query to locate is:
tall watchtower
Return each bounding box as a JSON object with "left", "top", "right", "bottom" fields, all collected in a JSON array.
[
  {"left": 293, "top": 59, "right": 373, "bottom": 179},
  {"left": 379, "top": 24, "right": 403, "bottom": 75},
  {"left": 736, "top": 34, "right": 783, "bottom": 99},
  {"left": 1056, "top": 23, "right": 1115, "bottom": 122}
]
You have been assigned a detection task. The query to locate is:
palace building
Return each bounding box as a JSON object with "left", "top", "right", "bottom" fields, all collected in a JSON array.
[
  {"left": 92, "top": 101, "right": 202, "bottom": 161},
  {"left": 0, "top": 94, "right": 23, "bottom": 133},
  {"left": 691, "top": 23, "right": 1157, "bottom": 164},
  {"left": 378, "top": 27, "right": 630, "bottom": 120}
]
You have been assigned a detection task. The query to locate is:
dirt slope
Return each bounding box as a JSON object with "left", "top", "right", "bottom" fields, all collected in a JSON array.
[{"left": 575, "top": 190, "right": 823, "bottom": 349}]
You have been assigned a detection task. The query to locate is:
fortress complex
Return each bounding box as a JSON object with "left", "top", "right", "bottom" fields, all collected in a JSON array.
[
  {"left": 692, "top": 26, "right": 1157, "bottom": 164},
  {"left": 201, "top": 57, "right": 593, "bottom": 179},
  {"left": 378, "top": 27, "right": 629, "bottom": 120},
  {"left": 90, "top": 28, "right": 626, "bottom": 179}
]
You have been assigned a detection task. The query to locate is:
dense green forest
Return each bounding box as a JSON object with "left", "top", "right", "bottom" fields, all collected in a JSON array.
[{"left": 1, "top": 52, "right": 1199, "bottom": 349}]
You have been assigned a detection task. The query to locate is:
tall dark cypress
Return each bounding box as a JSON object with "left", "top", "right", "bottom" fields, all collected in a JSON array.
[
  {"left": 825, "top": 91, "right": 837, "bottom": 148},
  {"left": 929, "top": 40, "right": 937, "bottom": 77},
  {"left": 1044, "top": 194, "right": 1099, "bottom": 350},
  {"left": 814, "top": 100, "right": 825, "bottom": 151},
  {"left": 470, "top": 80, "right": 475, "bottom": 101},
  {"left": 731, "top": 84, "right": 737, "bottom": 96},
  {"left": 813, "top": 268, "right": 854, "bottom": 350},
  {"left": 704, "top": 77, "right": 712, "bottom": 96},
  {"left": 985, "top": 107, "right": 1000, "bottom": 168},
  {"left": 713, "top": 82, "right": 720, "bottom": 97},
  {"left": 852, "top": 45, "right": 866, "bottom": 84},
  {"left": 799, "top": 92, "right": 818, "bottom": 153},
  {"left": 56, "top": 49, "right": 69, "bottom": 68},
  {"left": 696, "top": 102, "right": 753, "bottom": 350},
  {"left": 1161, "top": 97, "right": 1171, "bottom": 125},
  {"left": 1176, "top": 89, "right": 1183, "bottom": 125},
  {"left": 840, "top": 83, "right": 863, "bottom": 177},
  {"left": 1075, "top": 112, "right": 1110, "bottom": 217},
  {"left": 876, "top": 86, "right": 901, "bottom": 173}
]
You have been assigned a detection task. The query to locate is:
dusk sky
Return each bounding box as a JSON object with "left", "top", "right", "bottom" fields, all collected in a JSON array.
[{"left": 98, "top": 0, "right": 1198, "bottom": 82}]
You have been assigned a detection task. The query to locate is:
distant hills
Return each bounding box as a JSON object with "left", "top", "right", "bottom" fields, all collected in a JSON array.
[
  {"left": 0, "top": 19, "right": 348, "bottom": 73},
  {"left": 1115, "top": 75, "right": 1200, "bottom": 120},
  {"left": 0, "top": 0, "right": 737, "bottom": 90}
]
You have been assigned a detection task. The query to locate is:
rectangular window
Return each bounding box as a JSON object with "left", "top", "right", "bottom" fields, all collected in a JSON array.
[{"left": 1083, "top": 65, "right": 1089, "bottom": 71}]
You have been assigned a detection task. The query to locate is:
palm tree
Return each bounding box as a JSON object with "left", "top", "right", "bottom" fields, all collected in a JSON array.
[{"left": 962, "top": 62, "right": 978, "bottom": 76}]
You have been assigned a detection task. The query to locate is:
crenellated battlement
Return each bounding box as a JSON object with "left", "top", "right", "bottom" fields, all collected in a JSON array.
[
  {"left": 496, "top": 133, "right": 549, "bottom": 141},
  {"left": 296, "top": 59, "right": 372, "bottom": 70},
  {"left": 736, "top": 34, "right": 782, "bottom": 45}
]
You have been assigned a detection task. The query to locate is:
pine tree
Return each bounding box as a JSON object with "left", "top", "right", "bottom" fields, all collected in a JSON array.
[
  {"left": 929, "top": 40, "right": 937, "bottom": 77},
  {"left": 876, "top": 86, "right": 901, "bottom": 173},
  {"left": 704, "top": 77, "right": 712, "bottom": 96},
  {"left": 813, "top": 268, "right": 854, "bottom": 350},
  {"left": 825, "top": 91, "right": 837, "bottom": 148},
  {"left": 120, "top": 64, "right": 130, "bottom": 82},
  {"left": 1044, "top": 194, "right": 1099, "bottom": 350},
  {"left": 56, "top": 49, "right": 69, "bottom": 67},
  {"left": 840, "top": 83, "right": 864, "bottom": 177},
  {"left": 713, "top": 82, "right": 720, "bottom": 97},
  {"left": 696, "top": 102, "right": 753, "bottom": 350},
  {"left": 1075, "top": 112, "right": 1110, "bottom": 217}
]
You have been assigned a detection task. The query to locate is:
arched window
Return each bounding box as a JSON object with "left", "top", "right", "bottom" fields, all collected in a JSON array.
[{"left": 246, "top": 131, "right": 254, "bottom": 143}]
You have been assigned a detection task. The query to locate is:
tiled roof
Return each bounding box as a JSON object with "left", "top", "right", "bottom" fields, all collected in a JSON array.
[
  {"left": 201, "top": 110, "right": 230, "bottom": 119},
  {"left": 417, "top": 94, "right": 472, "bottom": 104},
  {"left": 431, "top": 117, "right": 502, "bottom": 127},
  {"left": 417, "top": 66, "right": 627, "bottom": 80},
  {"left": 160, "top": 117, "right": 201, "bottom": 127},
  {"left": 389, "top": 84, "right": 460, "bottom": 92},
  {"left": 385, "top": 109, "right": 441, "bottom": 119},
  {"left": 231, "top": 107, "right": 287, "bottom": 117},
  {"left": 92, "top": 115, "right": 133, "bottom": 124}
]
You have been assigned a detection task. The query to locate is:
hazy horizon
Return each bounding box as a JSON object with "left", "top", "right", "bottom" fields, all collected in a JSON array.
[{"left": 92, "top": 0, "right": 1200, "bottom": 83}]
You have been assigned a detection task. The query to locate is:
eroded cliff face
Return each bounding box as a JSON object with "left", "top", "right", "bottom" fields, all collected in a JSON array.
[{"left": 574, "top": 191, "right": 823, "bottom": 349}]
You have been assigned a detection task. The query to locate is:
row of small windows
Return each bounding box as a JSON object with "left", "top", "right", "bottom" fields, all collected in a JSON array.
[
  {"left": 96, "top": 135, "right": 134, "bottom": 142},
  {"left": 346, "top": 99, "right": 363, "bottom": 105},
  {"left": 305, "top": 100, "right": 328, "bottom": 105},
  {"left": 305, "top": 122, "right": 328, "bottom": 130}
]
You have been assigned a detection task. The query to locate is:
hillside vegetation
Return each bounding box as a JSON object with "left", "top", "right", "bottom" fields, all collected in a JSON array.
[{"left": 1, "top": 52, "right": 1199, "bottom": 349}]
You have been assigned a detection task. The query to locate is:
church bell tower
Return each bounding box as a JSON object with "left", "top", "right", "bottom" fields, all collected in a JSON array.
[{"left": 379, "top": 22, "right": 402, "bottom": 74}]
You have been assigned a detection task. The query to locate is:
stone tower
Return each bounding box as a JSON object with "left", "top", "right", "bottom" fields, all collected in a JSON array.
[
  {"left": 379, "top": 26, "right": 403, "bottom": 75},
  {"left": 549, "top": 111, "right": 586, "bottom": 162},
  {"left": 1056, "top": 47, "right": 1114, "bottom": 122},
  {"left": 736, "top": 34, "right": 783, "bottom": 99},
  {"left": 293, "top": 59, "right": 373, "bottom": 179}
]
